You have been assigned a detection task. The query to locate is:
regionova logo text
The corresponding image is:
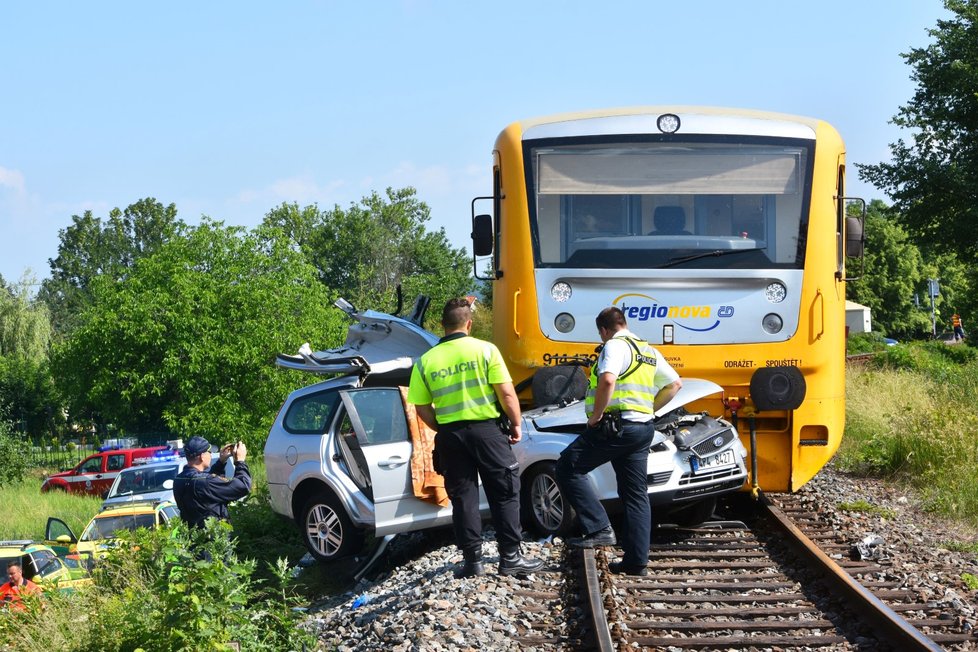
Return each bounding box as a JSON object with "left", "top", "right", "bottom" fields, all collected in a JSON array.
[{"left": 612, "top": 293, "right": 734, "bottom": 332}]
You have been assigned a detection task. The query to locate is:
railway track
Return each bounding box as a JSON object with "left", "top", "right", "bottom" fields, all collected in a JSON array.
[
  {"left": 565, "top": 493, "right": 977, "bottom": 651},
  {"left": 310, "top": 483, "right": 976, "bottom": 650}
]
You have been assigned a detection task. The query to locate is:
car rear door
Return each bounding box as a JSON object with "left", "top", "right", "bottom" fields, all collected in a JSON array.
[{"left": 338, "top": 387, "right": 458, "bottom": 536}]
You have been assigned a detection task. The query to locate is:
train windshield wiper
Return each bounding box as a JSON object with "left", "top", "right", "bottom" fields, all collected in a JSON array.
[{"left": 660, "top": 248, "right": 764, "bottom": 268}]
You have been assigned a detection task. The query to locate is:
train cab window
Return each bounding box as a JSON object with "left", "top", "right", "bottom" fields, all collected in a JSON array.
[{"left": 530, "top": 140, "right": 810, "bottom": 270}]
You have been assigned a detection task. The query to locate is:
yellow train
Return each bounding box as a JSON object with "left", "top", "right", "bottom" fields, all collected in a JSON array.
[{"left": 470, "top": 106, "right": 864, "bottom": 492}]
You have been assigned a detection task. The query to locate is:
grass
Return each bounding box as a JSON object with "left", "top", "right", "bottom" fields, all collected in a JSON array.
[
  {"left": 941, "top": 540, "right": 978, "bottom": 554},
  {"left": 836, "top": 499, "right": 897, "bottom": 520},
  {"left": 838, "top": 344, "right": 978, "bottom": 527},
  {"left": 0, "top": 470, "right": 102, "bottom": 540}
]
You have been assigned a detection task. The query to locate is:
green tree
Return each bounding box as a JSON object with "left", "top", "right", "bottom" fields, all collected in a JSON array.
[
  {"left": 847, "top": 201, "right": 932, "bottom": 338},
  {"left": 39, "top": 198, "right": 185, "bottom": 335},
  {"left": 857, "top": 0, "right": 978, "bottom": 261},
  {"left": 0, "top": 273, "right": 63, "bottom": 438},
  {"left": 0, "top": 356, "right": 63, "bottom": 437},
  {"left": 52, "top": 221, "right": 345, "bottom": 446},
  {"left": 263, "top": 187, "right": 472, "bottom": 329},
  {"left": 0, "top": 272, "right": 52, "bottom": 359},
  {"left": 847, "top": 201, "right": 976, "bottom": 339}
]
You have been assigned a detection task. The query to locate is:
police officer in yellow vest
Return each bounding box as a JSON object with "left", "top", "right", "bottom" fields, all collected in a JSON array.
[
  {"left": 408, "top": 298, "right": 544, "bottom": 578},
  {"left": 557, "top": 306, "right": 681, "bottom": 576}
]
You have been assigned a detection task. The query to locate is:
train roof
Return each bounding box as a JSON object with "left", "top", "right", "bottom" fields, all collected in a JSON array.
[{"left": 513, "top": 106, "right": 825, "bottom": 141}]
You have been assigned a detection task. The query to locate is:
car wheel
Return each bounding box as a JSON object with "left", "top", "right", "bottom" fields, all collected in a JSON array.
[
  {"left": 522, "top": 461, "right": 575, "bottom": 536},
  {"left": 301, "top": 492, "right": 363, "bottom": 562},
  {"left": 665, "top": 497, "right": 717, "bottom": 527}
]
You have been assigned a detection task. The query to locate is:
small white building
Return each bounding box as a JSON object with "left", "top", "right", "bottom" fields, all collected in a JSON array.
[{"left": 845, "top": 300, "right": 872, "bottom": 334}]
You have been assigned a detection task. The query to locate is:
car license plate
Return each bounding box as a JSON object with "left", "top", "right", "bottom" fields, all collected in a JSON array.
[{"left": 698, "top": 449, "right": 734, "bottom": 470}]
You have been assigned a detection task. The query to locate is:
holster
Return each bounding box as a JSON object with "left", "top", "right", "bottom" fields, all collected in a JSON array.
[
  {"left": 495, "top": 402, "right": 513, "bottom": 437},
  {"left": 596, "top": 412, "right": 622, "bottom": 439}
]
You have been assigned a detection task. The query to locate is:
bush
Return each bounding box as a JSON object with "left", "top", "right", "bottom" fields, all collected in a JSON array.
[
  {"left": 846, "top": 331, "right": 890, "bottom": 354},
  {"left": 869, "top": 339, "right": 977, "bottom": 383},
  {"left": 0, "top": 520, "right": 316, "bottom": 652},
  {"left": 0, "top": 417, "right": 31, "bottom": 486}
]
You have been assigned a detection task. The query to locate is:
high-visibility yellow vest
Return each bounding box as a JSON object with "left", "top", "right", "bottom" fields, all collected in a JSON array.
[
  {"left": 412, "top": 336, "right": 506, "bottom": 424},
  {"left": 585, "top": 336, "right": 658, "bottom": 417}
]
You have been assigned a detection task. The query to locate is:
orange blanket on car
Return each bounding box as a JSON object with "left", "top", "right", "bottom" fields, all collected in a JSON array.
[{"left": 401, "top": 387, "right": 450, "bottom": 507}]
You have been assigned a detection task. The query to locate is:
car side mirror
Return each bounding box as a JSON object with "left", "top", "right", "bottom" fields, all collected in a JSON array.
[
  {"left": 163, "top": 479, "right": 173, "bottom": 489},
  {"left": 472, "top": 214, "right": 494, "bottom": 256},
  {"left": 846, "top": 215, "right": 864, "bottom": 258},
  {"left": 56, "top": 535, "right": 72, "bottom": 544}
]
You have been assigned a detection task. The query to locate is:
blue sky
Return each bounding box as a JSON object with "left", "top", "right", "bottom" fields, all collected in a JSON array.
[{"left": 0, "top": 1, "right": 949, "bottom": 286}]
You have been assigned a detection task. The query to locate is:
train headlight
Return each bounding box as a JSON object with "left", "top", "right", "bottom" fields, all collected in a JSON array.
[
  {"left": 762, "top": 313, "right": 783, "bottom": 334},
  {"left": 765, "top": 282, "right": 787, "bottom": 303},
  {"left": 551, "top": 282, "right": 572, "bottom": 303},
  {"left": 555, "top": 313, "right": 575, "bottom": 333},
  {"left": 657, "top": 113, "right": 681, "bottom": 133}
]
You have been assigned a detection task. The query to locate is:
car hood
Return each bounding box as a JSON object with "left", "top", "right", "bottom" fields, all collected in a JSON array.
[
  {"left": 103, "top": 489, "right": 173, "bottom": 507},
  {"left": 276, "top": 300, "right": 439, "bottom": 376},
  {"left": 527, "top": 378, "right": 726, "bottom": 429}
]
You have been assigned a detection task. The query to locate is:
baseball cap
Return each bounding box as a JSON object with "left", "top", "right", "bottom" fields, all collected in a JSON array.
[{"left": 184, "top": 436, "right": 211, "bottom": 457}]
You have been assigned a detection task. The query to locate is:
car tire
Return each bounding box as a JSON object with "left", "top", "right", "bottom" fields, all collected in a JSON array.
[
  {"left": 301, "top": 491, "right": 363, "bottom": 562},
  {"left": 522, "top": 461, "right": 575, "bottom": 537},
  {"left": 665, "top": 497, "right": 717, "bottom": 527}
]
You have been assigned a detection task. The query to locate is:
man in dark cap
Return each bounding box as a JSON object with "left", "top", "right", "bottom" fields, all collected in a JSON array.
[{"left": 173, "top": 436, "right": 252, "bottom": 528}]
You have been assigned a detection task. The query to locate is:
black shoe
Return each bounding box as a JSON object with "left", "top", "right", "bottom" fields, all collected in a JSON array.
[
  {"left": 608, "top": 561, "right": 648, "bottom": 576},
  {"left": 454, "top": 546, "right": 485, "bottom": 578},
  {"left": 567, "top": 526, "right": 617, "bottom": 548},
  {"left": 454, "top": 560, "right": 485, "bottom": 578},
  {"left": 498, "top": 550, "right": 545, "bottom": 576}
]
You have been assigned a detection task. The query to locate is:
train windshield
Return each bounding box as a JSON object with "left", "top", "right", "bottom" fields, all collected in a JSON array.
[{"left": 526, "top": 138, "right": 813, "bottom": 270}]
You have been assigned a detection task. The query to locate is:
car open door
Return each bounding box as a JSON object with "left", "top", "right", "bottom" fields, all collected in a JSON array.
[
  {"left": 338, "top": 387, "right": 456, "bottom": 536},
  {"left": 44, "top": 517, "right": 78, "bottom": 556}
]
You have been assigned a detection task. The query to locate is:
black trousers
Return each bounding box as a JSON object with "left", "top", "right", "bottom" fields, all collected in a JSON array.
[{"left": 436, "top": 419, "right": 522, "bottom": 555}]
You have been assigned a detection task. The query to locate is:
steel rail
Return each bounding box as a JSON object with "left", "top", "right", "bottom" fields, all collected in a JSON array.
[
  {"left": 759, "top": 491, "right": 945, "bottom": 652},
  {"left": 581, "top": 548, "right": 615, "bottom": 652}
]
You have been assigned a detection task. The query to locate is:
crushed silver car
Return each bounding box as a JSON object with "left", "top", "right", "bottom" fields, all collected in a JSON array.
[{"left": 264, "top": 298, "right": 748, "bottom": 562}]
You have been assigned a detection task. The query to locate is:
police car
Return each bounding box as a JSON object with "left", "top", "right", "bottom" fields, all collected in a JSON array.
[
  {"left": 101, "top": 456, "right": 186, "bottom": 507},
  {"left": 264, "top": 299, "right": 749, "bottom": 562},
  {"left": 101, "top": 449, "right": 236, "bottom": 509}
]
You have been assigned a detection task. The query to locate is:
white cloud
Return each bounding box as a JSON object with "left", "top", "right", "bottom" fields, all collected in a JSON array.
[{"left": 0, "top": 166, "right": 26, "bottom": 194}]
